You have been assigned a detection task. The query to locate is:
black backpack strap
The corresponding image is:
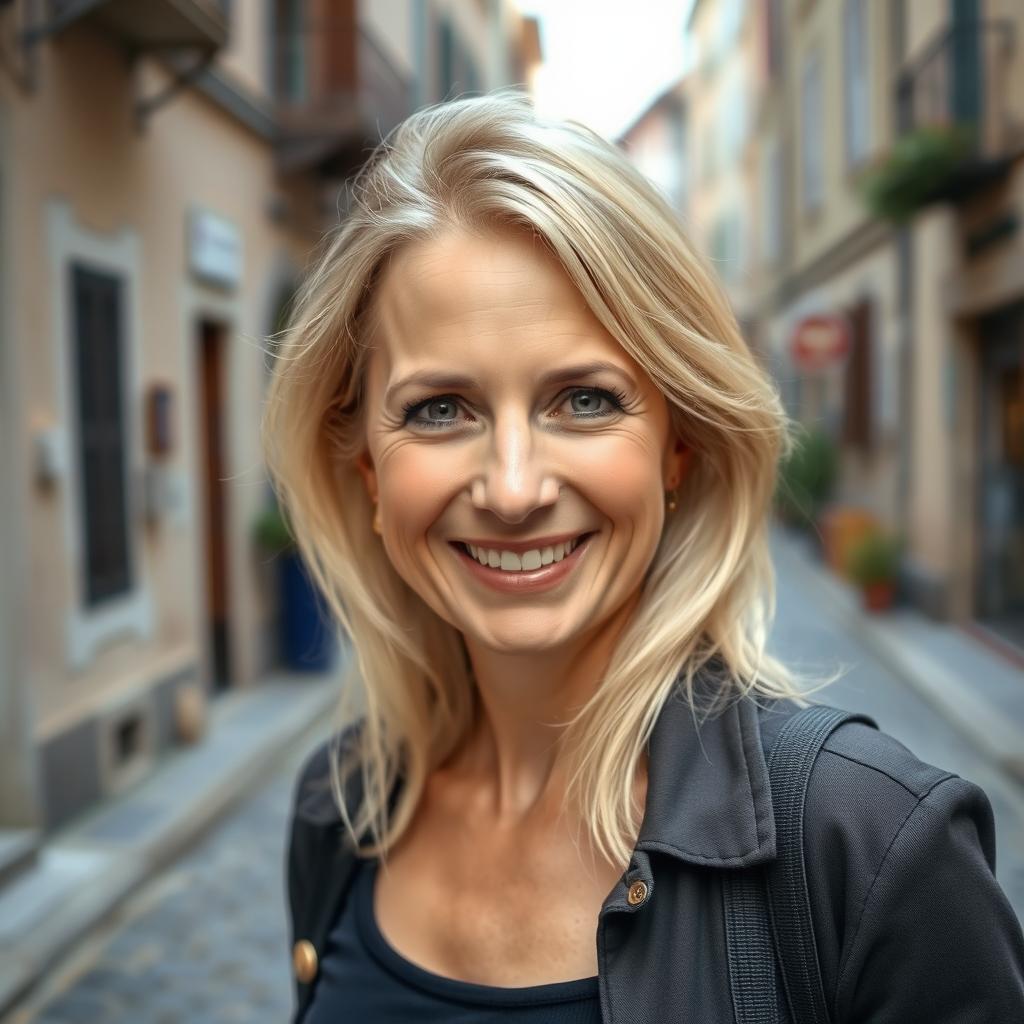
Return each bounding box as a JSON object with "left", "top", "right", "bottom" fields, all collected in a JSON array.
[
  {"left": 723, "top": 865, "right": 783, "bottom": 1023},
  {"left": 723, "top": 703, "right": 878, "bottom": 1024},
  {"left": 765, "top": 705, "right": 878, "bottom": 1024}
]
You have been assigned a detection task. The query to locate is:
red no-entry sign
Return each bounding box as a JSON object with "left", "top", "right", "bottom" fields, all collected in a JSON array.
[{"left": 790, "top": 315, "right": 851, "bottom": 371}]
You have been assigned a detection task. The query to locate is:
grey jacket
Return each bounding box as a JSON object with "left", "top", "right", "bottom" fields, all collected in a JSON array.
[{"left": 285, "top": 686, "right": 1024, "bottom": 1022}]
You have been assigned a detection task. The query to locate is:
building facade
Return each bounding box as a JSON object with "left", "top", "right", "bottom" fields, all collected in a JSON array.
[
  {"left": 676, "top": 0, "right": 1024, "bottom": 655},
  {"left": 618, "top": 80, "right": 689, "bottom": 219},
  {"left": 0, "top": 0, "right": 538, "bottom": 874}
]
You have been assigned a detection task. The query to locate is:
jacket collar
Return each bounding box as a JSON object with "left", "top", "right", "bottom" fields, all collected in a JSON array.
[
  {"left": 635, "top": 677, "right": 777, "bottom": 869},
  {"left": 297, "top": 670, "right": 778, "bottom": 871}
]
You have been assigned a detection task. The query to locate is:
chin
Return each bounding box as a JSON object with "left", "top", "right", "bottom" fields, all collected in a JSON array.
[{"left": 464, "top": 617, "right": 585, "bottom": 653}]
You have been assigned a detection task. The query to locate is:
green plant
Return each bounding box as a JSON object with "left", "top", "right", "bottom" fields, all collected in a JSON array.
[
  {"left": 846, "top": 529, "right": 902, "bottom": 587},
  {"left": 775, "top": 426, "right": 839, "bottom": 528},
  {"left": 858, "top": 123, "right": 975, "bottom": 223},
  {"left": 252, "top": 500, "right": 294, "bottom": 553}
]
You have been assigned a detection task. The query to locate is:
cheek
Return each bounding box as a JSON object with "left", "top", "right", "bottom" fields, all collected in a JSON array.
[
  {"left": 377, "top": 447, "right": 450, "bottom": 530},
  {"left": 574, "top": 440, "right": 664, "bottom": 524}
]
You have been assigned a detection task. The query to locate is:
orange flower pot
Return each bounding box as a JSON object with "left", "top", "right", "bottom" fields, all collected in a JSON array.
[{"left": 862, "top": 580, "right": 895, "bottom": 612}]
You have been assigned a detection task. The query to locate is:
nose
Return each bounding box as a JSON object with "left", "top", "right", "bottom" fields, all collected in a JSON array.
[{"left": 470, "top": 411, "right": 560, "bottom": 523}]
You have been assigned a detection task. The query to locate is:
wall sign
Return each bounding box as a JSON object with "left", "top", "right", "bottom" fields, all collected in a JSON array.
[
  {"left": 790, "top": 314, "right": 851, "bottom": 372},
  {"left": 188, "top": 208, "right": 242, "bottom": 289}
]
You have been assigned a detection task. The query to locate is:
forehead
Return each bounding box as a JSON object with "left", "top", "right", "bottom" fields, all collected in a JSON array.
[{"left": 368, "top": 225, "right": 627, "bottom": 370}]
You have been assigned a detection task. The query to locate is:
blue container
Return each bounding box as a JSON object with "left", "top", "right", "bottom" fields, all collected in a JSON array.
[{"left": 280, "top": 549, "right": 336, "bottom": 671}]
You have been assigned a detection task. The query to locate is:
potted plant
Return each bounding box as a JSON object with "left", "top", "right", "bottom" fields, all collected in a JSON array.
[
  {"left": 252, "top": 499, "right": 337, "bottom": 672},
  {"left": 846, "top": 529, "right": 902, "bottom": 612},
  {"left": 858, "top": 123, "right": 975, "bottom": 223},
  {"left": 774, "top": 426, "right": 839, "bottom": 533},
  {"left": 252, "top": 500, "right": 294, "bottom": 554}
]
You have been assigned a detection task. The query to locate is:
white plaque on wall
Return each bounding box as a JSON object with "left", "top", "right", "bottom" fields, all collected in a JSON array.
[{"left": 188, "top": 208, "right": 242, "bottom": 289}]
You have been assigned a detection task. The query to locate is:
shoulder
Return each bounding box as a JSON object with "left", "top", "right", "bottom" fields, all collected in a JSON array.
[
  {"left": 754, "top": 696, "right": 959, "bottom": 816},
  {"left": 289, "top": 717, "right": 366, "bottom": 830},
  {"left": 758, "top": 699, "right": 1024, "bottom": 1020},
  {"left": 755, "top": 697, "right": 987, "bottom": 889},
  {"left": 285, "top": 720, "right": 367, "bottom": 937}
]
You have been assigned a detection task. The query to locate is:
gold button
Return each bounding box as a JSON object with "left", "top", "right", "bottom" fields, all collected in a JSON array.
[
  {"left": 627, "top": 880, "right": 649, "bottom": 906},
  {"left": 293, "top": 940, "right": 318, "bottom": 983}
]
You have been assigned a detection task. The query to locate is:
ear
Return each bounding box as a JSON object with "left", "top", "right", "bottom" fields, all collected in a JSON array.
[
  {"left": 665, "top": 436, "right": 693, "bottom": 490},
  {"left": 354, "top": 449, "right": 378, "bottom": 504}
]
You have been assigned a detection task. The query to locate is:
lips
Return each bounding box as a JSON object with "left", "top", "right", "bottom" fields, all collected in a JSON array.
[{"left": 450, "top": 529, "right": 596, "bottom": 593}]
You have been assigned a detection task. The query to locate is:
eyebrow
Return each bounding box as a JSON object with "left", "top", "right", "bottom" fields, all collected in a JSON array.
[{"left": 384, "top": 360, "right": 637, "bottom": 405}]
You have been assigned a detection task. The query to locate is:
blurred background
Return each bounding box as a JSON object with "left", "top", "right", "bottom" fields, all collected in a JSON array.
[{"left": 0, "top": 0, "right": 1022, "bottom": 1019}]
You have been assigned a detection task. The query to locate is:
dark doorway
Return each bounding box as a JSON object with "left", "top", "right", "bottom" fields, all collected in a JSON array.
[
  {"left": 976, "top": 300, "right": 1024, "bottom": 650},
  {"left": 842, "top": 298, "right": 874, "bottom": 453},
  {"left": 198, "top": 320, "right": 232, "bottom": 691}
]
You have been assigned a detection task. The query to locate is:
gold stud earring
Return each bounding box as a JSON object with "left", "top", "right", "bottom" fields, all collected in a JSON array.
[{"left": 666, "top": 488, "right": 678, "bottom": 513}]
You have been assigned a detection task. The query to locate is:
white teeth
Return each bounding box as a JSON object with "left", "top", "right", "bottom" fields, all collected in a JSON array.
[
  {"left": 465, "top": 535, "right": 586, "bottom": 572},
  {"left": 521, "top": 550, "right": 543, "bottom": 570}
]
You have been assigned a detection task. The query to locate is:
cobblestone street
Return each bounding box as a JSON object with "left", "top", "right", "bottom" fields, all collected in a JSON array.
[
  {"left": 9, "top": 735, "right": 327, "bottom": 1024},
  {"left": 11, "top": 548, "right": 1024, "bottom": 1022}
]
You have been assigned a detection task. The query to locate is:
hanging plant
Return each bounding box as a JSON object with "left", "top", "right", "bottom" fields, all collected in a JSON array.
[{"left": 858, "top": 123, "right": 976, "bottom": 223}]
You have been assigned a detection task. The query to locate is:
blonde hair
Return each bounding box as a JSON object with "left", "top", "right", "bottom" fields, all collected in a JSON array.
[{"left": 261, "top": 88, "right": 836, "bottom": 870}]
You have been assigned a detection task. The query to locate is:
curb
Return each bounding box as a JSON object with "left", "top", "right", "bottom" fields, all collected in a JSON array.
[
  {"left": 0, "top": 675, "right": 341, "bottom": 1020},
  {"left": 772, "top": 528, "right": 1024, "bottom": 787}
]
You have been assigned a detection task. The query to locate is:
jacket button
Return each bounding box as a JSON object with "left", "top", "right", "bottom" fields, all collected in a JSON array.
[
  {"left": 293, "top": 940, "right": 318, "bottom": 983},
  {"left": 627, "top": 880, "right": 649, "bottom": 906}
]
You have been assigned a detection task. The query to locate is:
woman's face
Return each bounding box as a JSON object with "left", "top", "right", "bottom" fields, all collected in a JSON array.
[{"left": 356, "top": 224, "right": 690, "bottom": 654}]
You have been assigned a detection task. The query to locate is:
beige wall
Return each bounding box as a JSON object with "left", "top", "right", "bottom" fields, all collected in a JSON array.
[{"left": 6, "top": 28, "right": 316, "bottom": 740}]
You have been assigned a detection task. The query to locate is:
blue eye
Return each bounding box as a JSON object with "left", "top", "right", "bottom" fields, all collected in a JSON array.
[
  {"left": 401, "top": 395, "right": 461, "bottom": 428},
  {"left": 400, "top": 386, "right": 629, "bottom": 430}
]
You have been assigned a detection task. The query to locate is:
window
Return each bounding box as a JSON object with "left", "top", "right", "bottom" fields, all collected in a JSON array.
[
  {"left": 710, "top": 210, "right": 743, "bottom": 283},
  {"left": 843, "top": 0, "right": 870, "bottom": 167},
  {"left": 49, "top": 200, "right": 151, "bottom": 669},
  {"left": 439, "top": 17, "right": 481, "bottom": 98},
  {"left": 672, "top": 102, "right": 688, "bottom": 210},
  {"left": 276, "top": 0, "right": 307, "bottom": 103},
  {"left": 764, "top": 0, "right": 784, "bottom": 79},
  {"left": 719, "top": 62, "right": 747, "bottom": 168},
  {"left": 71, "top": 264, "right": 132, "bottom": 606},
  {"left": 701, "top": 120, "right": 716, "bottom": 183},
  {"left": 800, "top": 48, "right": 824, "bottom": 213},
  {"left": 760, "top": 135, "right": 782, "bottom": 265},
  {"left": 719, "top": 0, "right": 746, "bottom": 53}
]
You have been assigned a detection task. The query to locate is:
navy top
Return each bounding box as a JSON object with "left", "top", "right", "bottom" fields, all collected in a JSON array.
[{"left": 305, "top": 856, "right": 601, "bottom": 1022}]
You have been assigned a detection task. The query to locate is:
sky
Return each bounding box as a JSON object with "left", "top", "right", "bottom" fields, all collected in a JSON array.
[{"left": 515, "top": 0, "right": 696, "bottom": 141}]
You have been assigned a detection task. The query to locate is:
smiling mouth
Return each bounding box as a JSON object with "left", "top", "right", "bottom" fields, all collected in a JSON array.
[{"left": 449, "top": 531, "right": 595, "bottom": 572}]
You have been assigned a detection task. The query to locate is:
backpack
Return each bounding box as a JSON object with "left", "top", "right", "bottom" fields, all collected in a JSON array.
[{"left": 722, "top": 704, "right": 879, "bottom": 1024}]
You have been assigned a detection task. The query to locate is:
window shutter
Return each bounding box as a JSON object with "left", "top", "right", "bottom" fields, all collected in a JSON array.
[{"left": 72, "top": 263, "right": 133, "bottom": 606}]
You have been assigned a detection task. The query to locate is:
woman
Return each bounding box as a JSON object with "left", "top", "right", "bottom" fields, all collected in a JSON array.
[{"left": 262, "top": 91, "right": 1024, "bottom": 1022}]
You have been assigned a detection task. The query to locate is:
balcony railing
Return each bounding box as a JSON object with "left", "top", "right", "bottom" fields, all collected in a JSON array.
[
  {"left": 895, "top": 19, "right": 1021, "bottom": 199},
  {"left": 43, "top": 0, "right": 229, "bottom": 52},
  {"left": 273, "top": 13, "right": 412, "bottom": 177}
]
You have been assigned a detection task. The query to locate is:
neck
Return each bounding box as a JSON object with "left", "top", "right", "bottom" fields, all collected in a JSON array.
[{"left": 452, "top": 590, "right": 643, "bottom": 828}]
